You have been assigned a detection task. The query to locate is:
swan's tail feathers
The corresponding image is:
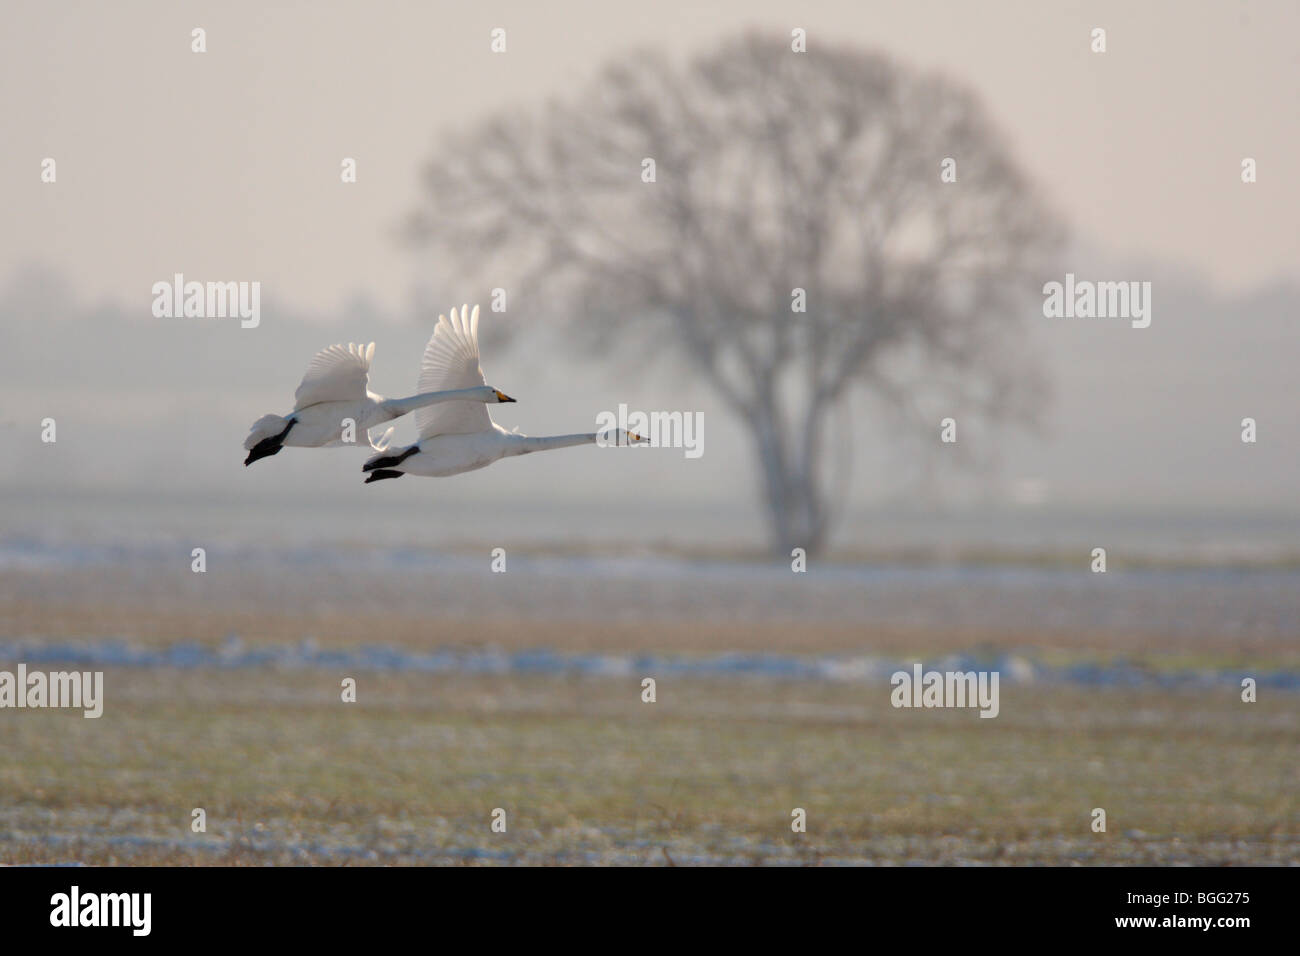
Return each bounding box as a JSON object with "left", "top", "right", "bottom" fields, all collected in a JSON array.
[
  {"left": 364, "top": 469, "right": 405, "bottom": 484},
  {"left": 368, "top": 425, "right": 397, "bottom": 452},
  {"left": 362, "top": 444, "right": 420, "bottom": 473},
  {"left": 243, "top": 415, "right": 296, "bottom": 466}
]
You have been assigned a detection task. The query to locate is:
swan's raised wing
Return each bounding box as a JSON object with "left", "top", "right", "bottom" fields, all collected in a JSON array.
[
  {"left": 293, "top": 342, "right": 375, "bottom": 410},
  {"left": 414, "top": 305, "right": 491, "bottom": 438}
]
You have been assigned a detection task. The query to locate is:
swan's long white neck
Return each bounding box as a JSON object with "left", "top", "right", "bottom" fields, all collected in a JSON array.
[
  {"left": 380, "top": 387, "right": 487, "bottom": 418},
  {"left": 509, "top": 432, "right": 597, "bottom": 455}
]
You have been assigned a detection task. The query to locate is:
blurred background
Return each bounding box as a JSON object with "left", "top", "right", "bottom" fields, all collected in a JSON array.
[{"left": 0, "top": 1, "right": 1296, "bottom": 865}]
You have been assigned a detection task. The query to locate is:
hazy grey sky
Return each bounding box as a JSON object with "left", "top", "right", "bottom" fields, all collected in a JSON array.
[
  {"left": 2, "top": 1, "right": 1297, "bottom": 538},
  {"left": 3, "top": 0, "right": 1297, "bottom": 312}
]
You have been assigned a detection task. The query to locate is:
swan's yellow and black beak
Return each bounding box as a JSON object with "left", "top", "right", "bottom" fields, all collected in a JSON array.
[
  {"left": 629, "top": 431, "right": 645, "bottom": 443},
  {"left": 494, "top": 389, "right": 516, "bottom": 403}
]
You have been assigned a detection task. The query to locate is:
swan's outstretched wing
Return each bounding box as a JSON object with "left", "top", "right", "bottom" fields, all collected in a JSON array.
[
  {"left": 414, "top": 305, "right": 490, "bottom": 438},
  {"left": 293, "top": 342, "right": 375, "bottom": 410}
]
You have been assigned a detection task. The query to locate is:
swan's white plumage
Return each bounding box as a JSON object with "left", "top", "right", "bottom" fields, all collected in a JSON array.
[
  {"left": 361, "top": 303, "right": 641, "bottom": 481},
  {"left": 293, "top": 342, "right": 375, "bottom": 410},
  {"left": 414, "top": 306, "right": 491, "bottom": 439},
  {"left": 244, "top": 335, "right": 510, "bottom": 466},
  {"left": 244, "top": 413, "right": 290, "bottom": 450}
]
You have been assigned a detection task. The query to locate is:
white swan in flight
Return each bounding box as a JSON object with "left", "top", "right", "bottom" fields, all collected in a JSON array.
[
  {"left": 243, "top": 340, "right": 515, "bottom": 465},
  {"left": 362, "top": 304, "right": 642, "bottom": 483}
]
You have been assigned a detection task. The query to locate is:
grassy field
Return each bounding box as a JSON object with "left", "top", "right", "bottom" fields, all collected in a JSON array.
[
  {"left": 2, "top": 668, "right": 1295, "bottom": 865},
  {"left": 2, "top": 553, "right": 1297, "bottom": 865}
]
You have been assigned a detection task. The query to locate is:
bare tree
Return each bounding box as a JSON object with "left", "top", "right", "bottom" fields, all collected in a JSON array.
[{"left": 408, "top": 33, "right": 1062, "bottom": 557}]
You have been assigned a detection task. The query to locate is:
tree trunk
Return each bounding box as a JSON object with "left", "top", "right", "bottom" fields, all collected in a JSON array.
[{"left": 748, "top": 405, "right": 829, "bottom": 560}]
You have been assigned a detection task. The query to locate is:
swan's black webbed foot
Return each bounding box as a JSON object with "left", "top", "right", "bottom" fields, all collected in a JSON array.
[{"left": 243, "top": 418, "right": 296, "bottom": 466}]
